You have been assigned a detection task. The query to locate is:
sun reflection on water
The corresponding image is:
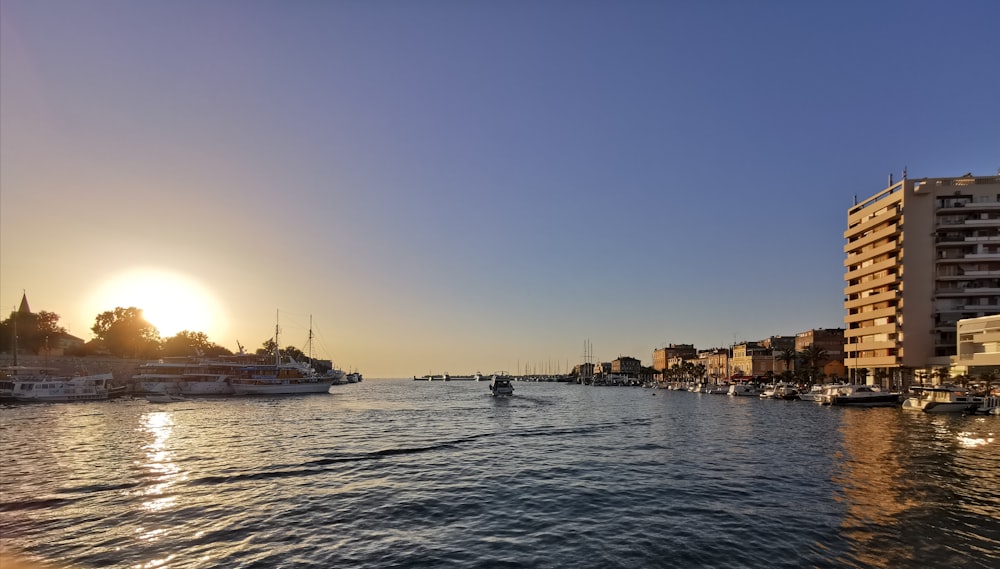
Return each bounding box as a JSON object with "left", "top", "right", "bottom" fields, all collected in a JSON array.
[
  {"left": 956, "top": 431, "right": 994, "bottom": 448},
  {"left": 136, "top": 411, "right": 185, "bottom": 543}
]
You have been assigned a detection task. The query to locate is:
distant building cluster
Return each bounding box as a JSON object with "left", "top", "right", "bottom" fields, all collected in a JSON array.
[{"left": 580, "top": 172, "right": 1000, "bottom": 389}]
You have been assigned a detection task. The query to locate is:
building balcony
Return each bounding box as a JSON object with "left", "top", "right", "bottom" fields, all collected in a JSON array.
[
  {"left": 844, "top": 290, "right": 900, "bottom": 310},
  {"left": 843, "top": 223, "right": 901, "bottom": 254},
  {"left": 845, "top": 339, "right": 897, "bottom": 352},
  {"left": 844, "top": 322, "right": 898, "bottom": 339},
  {"left": 844, "top": 273, "right": 899, "bottom": 295},
  {"left": 844, "top": 258, "right": 898, "bottom": 282},
  {"left": 963, "top": 218, "right": 1000, "bottom": 227},
  {"left": 844, "top": 241, "right": 900, "bottom": 267},
  {"left": 844, "top": 355, "right": 899, "bottom": 368},
  {"left": 938, "top": 202, "right": 1000, "bottom": 213},
  {"left": 845, "top": 306, "right": 897, "bottom": 324},
  {"left": 846, "top": 205, "right": 901, "bottom": 238},
  {"left": 965, "top": 235, "right": 1000, "bottom": 243},
  {"left": 935, "top": 287, "right": 1000, "bottom": 297}
]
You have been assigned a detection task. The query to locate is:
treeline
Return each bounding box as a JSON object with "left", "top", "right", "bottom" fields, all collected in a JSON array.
[{"left": 0, "top": 306, "right": 307, "bottom": 361}]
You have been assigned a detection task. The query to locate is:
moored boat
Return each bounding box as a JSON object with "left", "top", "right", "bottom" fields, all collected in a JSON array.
[
  {"left": 797, "top": 384, "right": 826, "bottom": 402},
  {"left": 772, "top": 383, "right": 801, "bottom": 400},
  {"left": 901, "top": 385, "right": 979, "bottom": 414},
  {"left": 829, "top": 384, "right": 901, "bottom": 407},
  {"left": 728, "top": 383, "right": 759, "bottom": 397},
  {"left": 230, "top": 359, "right": 334, "bottom": 395},
  {"left": 10, "top": 372, "right": 117, "bottom": 403}
]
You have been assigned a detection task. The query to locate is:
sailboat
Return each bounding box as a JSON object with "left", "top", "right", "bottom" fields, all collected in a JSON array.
[{"left": 229, "top": 312, "right": 335, "bottom": 396}]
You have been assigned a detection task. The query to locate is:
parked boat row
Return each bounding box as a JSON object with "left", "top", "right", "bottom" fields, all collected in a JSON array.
[
  {"left": 133, "top": 353, "right": 354, "bottom": 398},
  {"left": 690, "top": 380, "right": 999, "bottom": 414}
]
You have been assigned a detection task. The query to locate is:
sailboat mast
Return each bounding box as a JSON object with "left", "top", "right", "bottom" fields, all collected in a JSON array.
[{"left": 274, "top": 310, "right": 280, "bottom": 366}]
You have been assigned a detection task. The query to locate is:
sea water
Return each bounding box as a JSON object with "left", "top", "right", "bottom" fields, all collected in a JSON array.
[{"left": 1, "top": 379, "right": 998, "bottom": 568}]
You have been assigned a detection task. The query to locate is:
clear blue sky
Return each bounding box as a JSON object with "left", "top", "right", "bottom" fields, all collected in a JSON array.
[{"left": 2, "top": 1, "right": 998, "bottom": 377}]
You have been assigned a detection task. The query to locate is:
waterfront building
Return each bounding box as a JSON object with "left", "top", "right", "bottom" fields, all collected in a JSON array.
[
  {"left": 730, "top": 341, "right": 774, "bottom": 378},
  {"left": 952, "top": 314, "right": 1000, "bottom": 379},
  {"left": 611, "top": 356, "right": 641, "bottom": 378},
  {"left": 697, "top": 348, "right": 730, "bottom": 382},
  {"left": 796, "top": 328, "right": 846, "bottom": 378},
  {"left": 652, "top": 344, "right": 697, "bottom": 373},
  {"left": 844, "top": 172, "right": 1000, "bottom": 386}
]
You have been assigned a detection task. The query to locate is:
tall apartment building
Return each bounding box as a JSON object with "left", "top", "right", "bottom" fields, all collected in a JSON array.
[{"left": 844, "top": 172, "right": 1000, "bottom": 384}]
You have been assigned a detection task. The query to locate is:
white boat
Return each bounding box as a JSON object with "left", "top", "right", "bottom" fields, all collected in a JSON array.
[
  {"left": 132, "top": 359, "right": 191, "bottom": 395},
  {"left": 133, "top": 357, "right": 259, "bottom": 396},
  {"left": 815, "top": 383, "right": 851, "bottom": 405},
  {"left": 901, "top": 385, "right": 978, "bottom": 414},
  {"left": 228, "top": 314, "right": 336, "bottom": 396},
  {"left": 489, "top": 375, "right": 514, "bottom": 396},
  {"left": 10, "top": 373, "right": 117, "bottom": 403},
  {"left": 797, "top": 384, "right": 826, "bottom": 402},
  {"left": 230, "top": 359, "right": 334, "bottom": 395},
  {"left": 728, "top": 383, "right": 759, "bottom": 396},
  {"left": 772, "top": 383, "right": 801, "bottom": 400},
  {"left": 829, "top": 384, "right": 901, "bottom": 407}
]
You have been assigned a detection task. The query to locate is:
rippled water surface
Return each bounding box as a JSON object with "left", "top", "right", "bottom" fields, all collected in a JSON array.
[{"left": 2, "top": 380, "right": 998, "bottom": 568}]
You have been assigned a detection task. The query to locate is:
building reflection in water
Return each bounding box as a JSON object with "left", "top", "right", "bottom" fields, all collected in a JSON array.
[{"left": 832, "top": 409, "right": 999, "bottom": 568}]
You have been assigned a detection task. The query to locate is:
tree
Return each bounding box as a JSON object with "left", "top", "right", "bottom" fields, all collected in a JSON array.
[
  {"left": 856, "top": 367, "right": 870, "bottom": 384},
  {"left": 934, "top": 366, "right": 951, "bottom": 385},
  {"left": 283, "top": 345, "right": 306, "bottom": 362},
  {"left": 257, "top": 338, "right": 278, "bottom": 356},
  {"left": 777, "top": 348, "right": 797, "bottom": 374},
  {"left": 91, "top": 307, "right": 161, "bottom": 358},
  {"left": 798, "top": 344, "right": 828, "bottom": 385},
  {"left": 0, "top": 310, "right": 67, "bottom": 354},
  {"left": 161, "top": 331, "right": 233, "bottom": 358}
]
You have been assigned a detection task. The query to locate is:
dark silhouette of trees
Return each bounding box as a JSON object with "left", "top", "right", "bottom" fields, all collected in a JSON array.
[
  {"left": 0, "top": 310, "right": 67, "bottom": 354},
  {"left": 91, "top": 307, "right": 161, "bottom": 358},
  {"left": 161, "top": 331, "right": 233, "bottom": 358}
]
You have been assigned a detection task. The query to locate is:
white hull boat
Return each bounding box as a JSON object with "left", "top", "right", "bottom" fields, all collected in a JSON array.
[
  {"left": 10, "top": 373, "right": 116, "bottom": 403},
  {"left": 902, "top": 386, "right": 978, "bottom": 414}
]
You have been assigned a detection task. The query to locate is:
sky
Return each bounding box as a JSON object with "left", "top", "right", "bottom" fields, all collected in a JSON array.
[{"left": 2, "top": 1, "right": 999, "bottom": 378}]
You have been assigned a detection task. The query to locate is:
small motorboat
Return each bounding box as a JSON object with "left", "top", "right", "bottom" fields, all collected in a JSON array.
[{"left": 489, "top": 375, "right": 514, "bottom": 396}]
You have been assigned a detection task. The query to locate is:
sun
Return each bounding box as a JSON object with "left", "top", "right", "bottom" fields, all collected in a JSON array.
[{"left": 84, "top": 268, "right": 227, "bottom": 340}]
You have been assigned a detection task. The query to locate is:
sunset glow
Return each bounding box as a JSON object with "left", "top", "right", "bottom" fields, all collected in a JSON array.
[{"left": 83, "top": 268, "right": 227, "bottom": 340}]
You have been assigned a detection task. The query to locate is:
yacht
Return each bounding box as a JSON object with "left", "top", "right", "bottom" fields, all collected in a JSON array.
[
  {"left": 489, "top": 375, "right": 514, "bottom": 396},
  {"left": 828, "top": 384, "right": 901, "bottom": 407},
  {"left": 728, "top": 383, "right": 759, "bottom": 397},
  {"left": 901, "top": 385, "right": 978, "bottom": 414}
]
